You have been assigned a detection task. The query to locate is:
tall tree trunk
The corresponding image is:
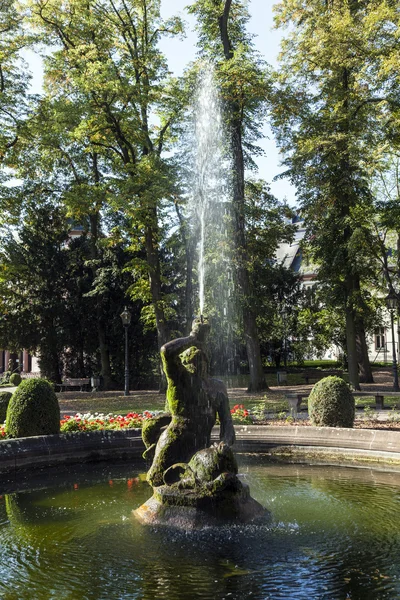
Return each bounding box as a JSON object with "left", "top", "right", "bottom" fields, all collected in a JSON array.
[
  {"left": 345, "top": 282, "right": 360, "bottom": 390},
  {"left": 356, "top": 327, "right": 374, "bottom": 383},
  {"left": 144, "top": 212, "right": 170, "bottom": 392},
  {"left": 97, "top": 314, "right": 112, "bottom": 388},
  {"left": 50, "top": 351, "right": 62, "bottom": 385},
  {"left": 41, "top": 323, "right": 63, "bottom": 384},
  {"left": 77, "top": 343, "right": 85, "bottom": 378},
  {"left": 218, "top": 1, "right": 267, "bottom": 392},
  {"left": 230, "top": 122, "right": 267, "bottom": 391},
  {"left": 353, "top": 275, "right": 373, "bottom": 383},
  {"left": 89, "top": 210, "right": 113, "bottom": 390},
  {"left": 354, "top": 275, "right": 374, "bottom": 383}
]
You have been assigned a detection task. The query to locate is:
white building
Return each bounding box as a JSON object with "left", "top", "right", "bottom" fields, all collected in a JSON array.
[{"left": 276, "top": 216, "right": 397, "bottom": 365}]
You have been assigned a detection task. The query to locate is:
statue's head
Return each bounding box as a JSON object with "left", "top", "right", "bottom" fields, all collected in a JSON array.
[{"left": 181, "top": 346, "right": 209, "bottom": 378}]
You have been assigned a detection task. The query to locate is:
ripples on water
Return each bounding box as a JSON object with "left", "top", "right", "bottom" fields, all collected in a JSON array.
[{"left": 1, "top": 458, "right": 400, "bottom": 599}]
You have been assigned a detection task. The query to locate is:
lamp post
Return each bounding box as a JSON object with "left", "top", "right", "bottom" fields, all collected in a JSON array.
[
  {"left": 385, "top": 290, "right": 399, "bottom": 392},
  {"left": 120, "top": 306, "right": 131, "bottom": 396}
]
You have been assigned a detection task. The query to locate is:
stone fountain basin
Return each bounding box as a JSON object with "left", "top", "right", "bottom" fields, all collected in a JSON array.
[{"left": 1, "top": 425, "right": 400, "bottom": 482}]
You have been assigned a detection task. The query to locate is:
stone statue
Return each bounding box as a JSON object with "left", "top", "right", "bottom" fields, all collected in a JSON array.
[
  {"left": 144, "top": 318, "right": 235, "bottom": 487},
  {"left": 135, "top": 318, "right": 266, "bottom": 528}
]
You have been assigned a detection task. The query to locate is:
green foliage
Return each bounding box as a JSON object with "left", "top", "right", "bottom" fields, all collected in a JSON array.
[
  {"left": 308, "top": 376, "right": 355, "bottom": 428},
  {"left": 60, "top": 418, "right": 81, "bottom": 433},
  {"left": 0, "top": 205, "right": 71, "bottom": 382},
  {"left": 6, "top": 379, "right": 60, "bottom": 438},
  {"left": 300, "top": 360, "right": 342, "bottom": 369},
  {"left": 363, "top": 406, "right": 376, "bottom": 421},
  {"left": 0, "top": 0, "right": 29, "bottom": 165},
  {"left": 9, "top": 373, "right": 21, "bottom": 386},
  {"left": 24, "top": 0, "right": 187, "bottom": 350},
  {"left": 0, "top": 391, "right": 12, "bottom": 423},
  {"left": 270, "top": 0, "right": 398, "bottom": 387},
  {"left": 1, "top": 371, "right": 11, "bottom": 384}
]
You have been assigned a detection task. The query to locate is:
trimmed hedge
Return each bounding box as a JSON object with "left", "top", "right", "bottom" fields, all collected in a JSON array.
[
  {"left": 308, "top": 376, "right": 355, "bottom": 428},
  {"left": 0, "top": 391, "right": 12, "bottom": 423},
  {"left": 6, "top": 379, "right": 60, "bottom": 438},
  {"left": 1, "top": 371, "right": 11, "bottom": 384},
  {"left": 9, "top": 373, "right": 21, "bottom": 387}
]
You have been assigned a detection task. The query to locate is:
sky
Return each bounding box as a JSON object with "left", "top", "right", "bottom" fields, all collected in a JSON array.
[{"left": 25, "top": 0, "right": 297, "bottom": 205}]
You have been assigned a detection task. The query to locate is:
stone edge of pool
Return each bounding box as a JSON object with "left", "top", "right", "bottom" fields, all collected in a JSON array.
[{"left": 1, "top": 425, "right": 400, "bottom": 477}]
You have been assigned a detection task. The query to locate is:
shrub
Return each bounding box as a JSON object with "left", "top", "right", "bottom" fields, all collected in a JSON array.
[
  {"left": 9, "top": 373, "right": 22, "bottom": 387},
  {"left": 0, "top": 392, "right": 12, "bottom": 423},
  {"left": 1, "top": 371, "right": 11, "bottom": 384},
  {"left": 308, "top": 376, "right": 355, "bottom": 428},
  {"left": 6, "top": 379, "right": 60, "bottom": 438}
]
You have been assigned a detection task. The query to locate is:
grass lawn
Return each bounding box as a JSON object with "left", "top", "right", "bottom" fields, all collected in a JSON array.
[
  {"left": 59, "top": 391, "right": 400, "bottom": 417},
  {"left": 57, "top": 392, "right": 166, "bottom": 416}
]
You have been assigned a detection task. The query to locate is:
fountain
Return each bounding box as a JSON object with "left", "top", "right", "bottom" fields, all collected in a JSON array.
[
  {"left": 134, "top": 317, "right": 266, "bottom": 527},
  {"left": 3, "top": 63, "right": 400, "bottom": 600},
  {"left": 132, "top": 67, "right": 265, "bottom": 528},
  {"left": 3, "top": 460, "right": 400, "bottom": 598},
  {"left": 189, "top": 64, "right": 230, "bottom": 317}
]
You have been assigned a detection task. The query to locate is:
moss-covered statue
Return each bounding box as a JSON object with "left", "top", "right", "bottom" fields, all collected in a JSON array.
[
  {"left": 135, "top": 318, "right": 266, "bottom": 528},
  {"left": 144, "top": 318, "right": 235, "bottom": 487}
]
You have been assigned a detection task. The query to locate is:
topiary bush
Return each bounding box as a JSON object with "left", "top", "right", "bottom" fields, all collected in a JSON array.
[
  {"left": 0, "top": 391, "right": 12, "bottom": 423},
  {"left": 9, "top": 373, "right": 22, "bottom": 387},
  {"left": 6, "top": 379, "right": 60, "bottom": 438},
  {"left": 308, "top": 376, "right": 355, "bottom": 428},
  {"left": 1, "top": 371, "right": 11, "bottom": 384}
]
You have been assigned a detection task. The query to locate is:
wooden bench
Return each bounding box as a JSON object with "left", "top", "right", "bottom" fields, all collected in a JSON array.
[
  {"left": 285, "top": 391, "right": 400, "bottom": 414},
  {"left": 302, "top": 369, "right": 343, "bottom": 384},
  {"left": 352, "top": 391, "right": 400, "bottom": 410},
  {"left": 56, "top": 378, "right": 90, "bottom": 392}
]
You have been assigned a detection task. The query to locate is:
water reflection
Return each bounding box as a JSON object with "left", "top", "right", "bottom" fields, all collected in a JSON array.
[{"left": 0, "top": 458, "right": 400, "bottom": 599}]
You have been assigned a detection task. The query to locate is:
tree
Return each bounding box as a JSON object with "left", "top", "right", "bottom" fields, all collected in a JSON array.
[
  {"left": 0, "top": 0, "right": 28, "bottom": 162},
  {"left": 271, "top": 0, "right": 396, "bottom": 388},
  {"left": 7, "top": 94, "right": 121, "bottom": 386},
  {"left": 243, "top": 180, "right": 299, "bottom": 365},
  {"left": 27, "top": 0, "right": 186, "bottom": 385},
  {"left": 188, "top": 0, "right": 271, "bottom": 391},
  {"left": 0, "top": 204, "right": 71, "bottom": 383}
]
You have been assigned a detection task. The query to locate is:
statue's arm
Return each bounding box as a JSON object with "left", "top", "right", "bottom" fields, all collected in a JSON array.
[
  {"left": 161, "top": 321, "right": 209, "bottom": 368},
  {"left": 160, "top": 335, "right": 199, "bottom": 375},
  {"left": 161, "top": 335, "right": 196, "bottom": 358}
]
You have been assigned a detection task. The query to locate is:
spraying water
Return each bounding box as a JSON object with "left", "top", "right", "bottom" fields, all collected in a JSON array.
[{"left": 191, "top": 65, "right": 227, "bottom": 315}]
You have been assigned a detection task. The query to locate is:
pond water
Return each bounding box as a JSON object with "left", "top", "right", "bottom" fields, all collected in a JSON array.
[{"left": 1, "top": 456, "right": 400, "bottom": 600}]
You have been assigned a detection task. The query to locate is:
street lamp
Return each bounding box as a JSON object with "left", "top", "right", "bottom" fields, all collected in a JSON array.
[
  {"left": 385, "top": 290, "right": 399, "bottom": 392},
  {"left": 120, "top": 306, "right": 131, "bottom": 396}
]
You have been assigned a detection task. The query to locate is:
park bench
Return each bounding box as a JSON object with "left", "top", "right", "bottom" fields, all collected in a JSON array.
[
  {"left": 351, "top": 391, "right": 400, "bottom": 410},
  {"left": 302, "top": 369, "right": 343, "bottom": 384},
  {"left": 56, "top": 378, "right": 90, "bottom": 392},
  {"left": 285, "top": 391, "right": 400, "bottom": 416}
]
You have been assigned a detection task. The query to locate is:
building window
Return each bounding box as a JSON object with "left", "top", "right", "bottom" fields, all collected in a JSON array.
[{"left": 375, "top": 327, "right": 386, "bottom": 350}]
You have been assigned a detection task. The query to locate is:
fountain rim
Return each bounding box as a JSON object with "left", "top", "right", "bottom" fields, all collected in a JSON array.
[{"left": 1, "top": 425, "right": 400, "bottom": 484}]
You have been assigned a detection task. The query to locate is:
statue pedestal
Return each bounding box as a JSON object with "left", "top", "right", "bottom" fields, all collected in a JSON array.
[{"left": 133, "top": 479, "right": 267, "bottom": 529}]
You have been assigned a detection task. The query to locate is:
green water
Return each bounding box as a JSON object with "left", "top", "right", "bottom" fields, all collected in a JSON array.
[{"left": 1, "top": 457, "right": 400, "bottom": 599}]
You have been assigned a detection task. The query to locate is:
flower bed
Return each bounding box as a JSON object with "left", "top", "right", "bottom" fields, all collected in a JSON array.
[
  {"left": 0, "top": 410, "right": 158, "bottom": 439},
  {"left": 60, "top": 411, "right": 155, "bottom": 432},
  {"left": 2, "top": 403, "right": 400, "bottom": 440},
  {"left": 230, "top": 404, "right": 252, "bottom": 424}
]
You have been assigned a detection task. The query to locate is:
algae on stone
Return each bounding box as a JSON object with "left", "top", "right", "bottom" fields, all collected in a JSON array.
[{"left": 145, "top": 318, "right": 235, "bottom": 487}]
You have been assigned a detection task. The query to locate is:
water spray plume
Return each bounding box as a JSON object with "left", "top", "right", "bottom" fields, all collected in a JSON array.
[{"left": 191, "top": 64, "right": 225, "bottom": 315}]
